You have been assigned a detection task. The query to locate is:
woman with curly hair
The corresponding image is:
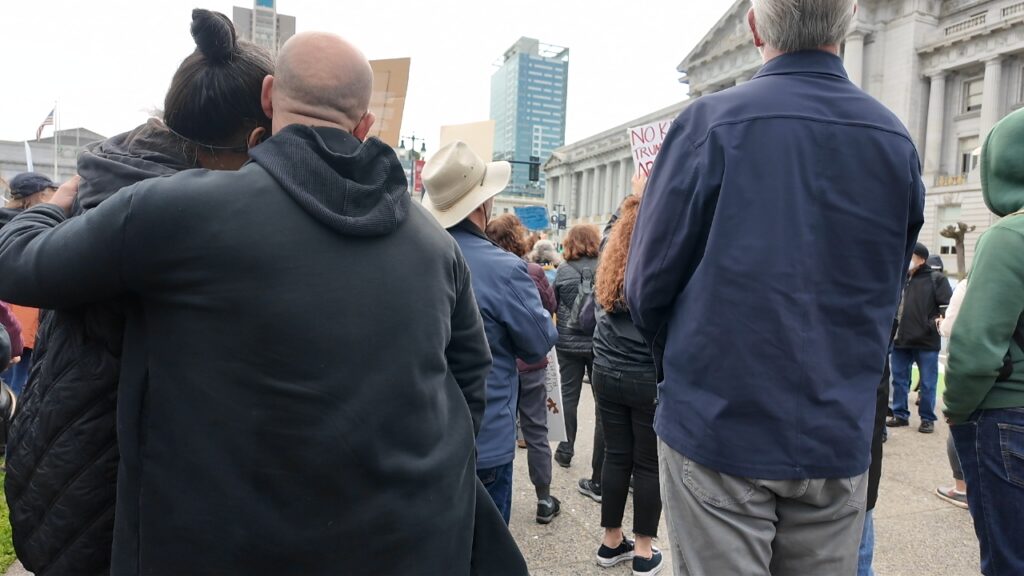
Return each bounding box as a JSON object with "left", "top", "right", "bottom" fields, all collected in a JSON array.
[
  {"left": 485, "top": 214, "right": 561, "bottom": 524},
  {"left": 553, "top": 224, "right": 604, "bottom": 500},
  {"left": 591, "top": 176, "right": 663, "bottom": 575}
]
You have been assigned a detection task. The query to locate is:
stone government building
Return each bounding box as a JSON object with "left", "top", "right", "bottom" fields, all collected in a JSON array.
[{"left": 545, "top": 0, "right": 1024, "bottom": 274}]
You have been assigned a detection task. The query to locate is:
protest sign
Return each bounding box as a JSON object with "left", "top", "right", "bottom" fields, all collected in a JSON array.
[{"left": 628, "top": 119, "right": 672, "bottom": 178}]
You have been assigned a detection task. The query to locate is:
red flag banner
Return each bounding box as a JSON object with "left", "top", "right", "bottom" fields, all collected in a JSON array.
[{"left": 414, "top": 159, "right": 425, "bottom": 193}]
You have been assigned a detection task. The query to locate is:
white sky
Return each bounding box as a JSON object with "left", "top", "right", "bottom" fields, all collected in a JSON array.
[{"left": 3, "top": 0, "right": 737, "bottom": 149}]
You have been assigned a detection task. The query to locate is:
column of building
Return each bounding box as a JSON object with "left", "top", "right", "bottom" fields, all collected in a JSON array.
[
  {"left": 843, "top": 31, "right": 865, "bottom": 88},
  {"left": 980, "top": 56, "right": 1004, "bottom": 140},
  {"left": 923, "top": 72, "right": 947, "bottom": 182}
]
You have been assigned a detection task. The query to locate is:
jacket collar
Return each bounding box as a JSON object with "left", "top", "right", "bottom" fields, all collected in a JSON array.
[
  {"left": 752, "top": 50, "right": 849, "bottom": 82},
  {"left": 452, "top": 219, "right": 495, "bottom": 245}
]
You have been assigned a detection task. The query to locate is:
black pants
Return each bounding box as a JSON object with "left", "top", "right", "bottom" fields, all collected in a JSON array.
[
  {"left": 556, "top": 350, "right": 603, "bottom": 482},
  {"left": 593, "top": 365, "right": 661, "bottom": 537}
]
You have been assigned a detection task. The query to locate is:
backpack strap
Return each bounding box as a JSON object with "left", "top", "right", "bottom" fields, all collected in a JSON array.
[{"left": 1014, "top": 318, "right": 1024, "bottom": 355}]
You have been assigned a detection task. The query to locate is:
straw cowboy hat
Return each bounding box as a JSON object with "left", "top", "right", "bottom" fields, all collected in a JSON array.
[{"left": 422, "top": 141, "right": 511, "bottom": 229}]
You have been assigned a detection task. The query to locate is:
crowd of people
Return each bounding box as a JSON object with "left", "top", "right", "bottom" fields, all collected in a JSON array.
[{"left": 0, "top": 0, "right": 1020, "bottom": 575}]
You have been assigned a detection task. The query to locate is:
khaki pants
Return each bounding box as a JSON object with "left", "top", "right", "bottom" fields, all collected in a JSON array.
[{"left": 659, "top": 440, "right": 867, "bottom": 576}]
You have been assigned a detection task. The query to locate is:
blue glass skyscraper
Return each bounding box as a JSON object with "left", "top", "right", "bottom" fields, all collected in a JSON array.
[{"left": 490, "top": 38, "right": 569, "bottom": 199}]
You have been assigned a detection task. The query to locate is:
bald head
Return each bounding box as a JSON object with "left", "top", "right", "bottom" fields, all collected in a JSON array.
[{"left": 265, "top": 32, "right": 375, "bottom": 136}]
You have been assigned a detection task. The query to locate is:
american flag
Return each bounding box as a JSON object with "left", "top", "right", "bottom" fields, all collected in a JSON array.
[{"left": 36, "top": 108, "right": 54, "bottom": 140}]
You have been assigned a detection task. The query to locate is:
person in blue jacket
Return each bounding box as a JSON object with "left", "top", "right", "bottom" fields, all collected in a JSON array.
[
  {"left": 625, "top": 0, "right": 925, "bottom": 573},
  {"left": 423, "top": 141, "right": 559, "bottom": 524}
]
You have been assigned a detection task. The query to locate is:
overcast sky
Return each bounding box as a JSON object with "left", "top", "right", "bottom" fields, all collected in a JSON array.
[{"left": 3, "top": 0, "right": 738, "bottom": 150}]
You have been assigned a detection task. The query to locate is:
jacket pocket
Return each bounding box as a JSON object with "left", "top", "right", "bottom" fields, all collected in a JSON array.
[
  {"left": 998, "top": 423, "right": 1024, "bottom": 489},
  {"left": 682, "top": 456, "right": 756, "bottom": 508}
]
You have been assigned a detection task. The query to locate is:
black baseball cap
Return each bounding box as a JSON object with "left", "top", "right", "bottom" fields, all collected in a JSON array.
[{"left": 9, "top": 172, "right": 58, "bottom": 199}]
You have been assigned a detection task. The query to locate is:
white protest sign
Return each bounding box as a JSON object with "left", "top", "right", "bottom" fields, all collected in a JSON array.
[
  {"left": 544, "top": 349, "right": 567, "bottom": 443},
  {"left": 628, "top": 120, "right": 673, "bottom": 178}
]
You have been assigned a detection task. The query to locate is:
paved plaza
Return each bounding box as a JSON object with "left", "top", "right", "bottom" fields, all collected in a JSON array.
[{"left": 510, "top": 383, "right": 980, "bottom": 576}]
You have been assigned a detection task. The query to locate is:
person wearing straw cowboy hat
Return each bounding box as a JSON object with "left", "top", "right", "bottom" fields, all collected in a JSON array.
[{"left": 424, "top": 141, "right": 558, "bottom": 524}]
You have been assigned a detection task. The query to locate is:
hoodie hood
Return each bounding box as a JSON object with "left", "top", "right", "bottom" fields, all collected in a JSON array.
[
  {"left": 77, "top": 119, "right": 193, "bottom": 210},
  {"left": 248, "top": 125, "right": 410, "bottom": 237},
  {"left": 981, "top": 108, "right": 1024, "bottom": 217}
]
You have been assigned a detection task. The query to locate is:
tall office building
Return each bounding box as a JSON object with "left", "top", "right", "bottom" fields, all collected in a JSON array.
[
  {"left": 232, "top": 0, "right": 296, "bottom": 57},
  {"left": 490, "top": 37, "right": 569, "bottom": 199}
]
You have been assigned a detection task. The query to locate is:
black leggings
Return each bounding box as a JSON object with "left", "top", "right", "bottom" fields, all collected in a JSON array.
[{"left": 593, "top": 365, "right": 661, "bottom": 537}]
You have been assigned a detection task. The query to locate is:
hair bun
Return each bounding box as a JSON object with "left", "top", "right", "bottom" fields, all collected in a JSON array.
[{"left": 191, "top": 9, "right": 236, "bottom": 64}]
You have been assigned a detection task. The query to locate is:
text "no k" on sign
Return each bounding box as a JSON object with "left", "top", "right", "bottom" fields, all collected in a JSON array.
[{"left": 628, "top": 120, "right": 672, "bottom": 178}]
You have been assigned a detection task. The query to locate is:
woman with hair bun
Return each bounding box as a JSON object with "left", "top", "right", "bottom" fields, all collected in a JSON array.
[{"left": 3, "top": 10, "right": 273, "bottom": 575}]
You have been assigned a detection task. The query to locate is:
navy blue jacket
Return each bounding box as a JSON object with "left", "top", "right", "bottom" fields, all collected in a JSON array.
[
  {"left": 626, "top": 51, "right": 925, "bottom": 480},
  {"left": 451, "top": 222, "right": 558, "bottom": 470}
]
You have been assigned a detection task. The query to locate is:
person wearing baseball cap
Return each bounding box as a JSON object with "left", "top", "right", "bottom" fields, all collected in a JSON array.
[
  {"left": 423, "top": 141, "right": 558, "bottom": 523},
  {"left": 0, "top": 172, "right": 58, "bottom": 399},
  {"left": 888, "top": 242, "right": 953, "bottom": 433},
  {"left": 4, "top": 172, "right": 58, "bottom": 210}
]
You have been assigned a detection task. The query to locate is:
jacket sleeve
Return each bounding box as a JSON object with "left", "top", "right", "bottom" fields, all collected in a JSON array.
[
  {"left": 503, "top": 262, "right": 558, "bottom": 365},
  {"left": 934, "top": 274, "right": 953, "bottom": 311},
  {"left": 0, "top": 192, "right": 140, "bottom": 310},
  {"left": 530, "top": 266, "right": 557, "bottom": 315},
  {"left": 944, "top": 227, "right": 1024, "bottom": 423},
  {"left": 447, "top": 250, "right": 491, "bottom": 437},
  {"left": 625, "top": 119, "right": 721, "bottom": 345},
  {"left": 903, "top": 158, "right": 927, "bottom": 297},
  {"left": 940, "top": 281, "right": 968, "bottom": 339},
  {"left": 0, "top": 302, "right": 23, "bottom": 358}
]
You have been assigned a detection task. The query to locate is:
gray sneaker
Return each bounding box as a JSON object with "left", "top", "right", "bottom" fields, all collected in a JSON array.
[
  {"left": 578, "top": 478, "right": 602, "bottom": 503},
  {"left": 935, "top": 486, "right": 969, "bottom": 509}
]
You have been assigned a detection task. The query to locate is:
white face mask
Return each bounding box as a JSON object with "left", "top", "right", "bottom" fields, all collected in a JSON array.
[{"left": 909, "top": 261, "right": 917, "bottom": 272}]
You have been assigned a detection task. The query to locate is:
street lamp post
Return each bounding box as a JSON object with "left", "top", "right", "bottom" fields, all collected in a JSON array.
[{"left": 398, "top": 135, "right": 427, "bottom": 195}]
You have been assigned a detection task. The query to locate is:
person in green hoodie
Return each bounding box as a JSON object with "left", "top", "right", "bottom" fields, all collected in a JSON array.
[{"left": 944, "top": 107, "right": 1024, "bottom": 576}]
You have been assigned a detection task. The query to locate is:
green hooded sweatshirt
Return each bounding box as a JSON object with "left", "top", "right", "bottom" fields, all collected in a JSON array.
[{"left": 944, "top": 108, "right": 1024, "bottom": 424}]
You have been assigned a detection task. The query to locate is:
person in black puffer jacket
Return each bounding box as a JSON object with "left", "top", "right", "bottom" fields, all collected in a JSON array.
[
  {"left": 3, "top": 11, "right": 273, "bottom": 575},
  {"left": 552, "top": 224, "right": 605, "bottom": 501}
]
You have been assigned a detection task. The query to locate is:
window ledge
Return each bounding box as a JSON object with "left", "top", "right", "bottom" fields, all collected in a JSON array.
[{"left": 955, "top": 110, "right": 982, "bottom": 120}]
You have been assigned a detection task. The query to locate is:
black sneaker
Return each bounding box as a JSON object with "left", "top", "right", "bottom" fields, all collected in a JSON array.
[
  {"left": 578, "top": 478, "right": 602, "bottom": 503},
  {"left": 536, "top": 496, "right": 561, "bottom": 524},
  {"left": 554, "top": 452, "right": 572, "bottom": 468},
  {"left": 632, "top": 549, "right": 664, "bottom": 575},
  {"left": 596, "top": 537, "right": 634, "bottom": 568},
  {"left": 919, "top": 420, "right": 935, "bottom": 434},
  {"left": 886, "top": 417, "right": 909, "bottom": 428}
]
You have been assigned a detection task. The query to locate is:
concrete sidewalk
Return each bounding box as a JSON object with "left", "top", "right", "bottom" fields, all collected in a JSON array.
[{"left": 509, "top": 384, "right": 980, "bottom": 576}]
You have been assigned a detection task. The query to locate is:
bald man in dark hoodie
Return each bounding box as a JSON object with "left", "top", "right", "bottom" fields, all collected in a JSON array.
[{"left": 0, "top": 32, "right": 527, "bottom": 576}]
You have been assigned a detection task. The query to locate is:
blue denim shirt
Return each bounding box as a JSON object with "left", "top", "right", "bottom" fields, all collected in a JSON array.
[
  {"left": 626, "top": 51, "right": 925, "bottom": 480},
  {"left": 451, "top": 222, "right": 558, "bottom": 470}
]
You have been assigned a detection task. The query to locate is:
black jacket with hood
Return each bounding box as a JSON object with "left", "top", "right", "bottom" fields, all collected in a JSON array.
[
  {"left": 0, "top": 124, "right": 527, "bottom": 575},
  {"left": 894, "top": 264, "right": 953, "bottom": 351},
  {"left": 5, "top": 120, "right": 192, "bottom": 576}
]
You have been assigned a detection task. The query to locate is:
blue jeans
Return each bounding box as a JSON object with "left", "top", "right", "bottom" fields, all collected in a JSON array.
[
  {"left": 890, "top": 348, "right": 939, "bottom": 422},
  {"left": 951, "top": 408, "right": 1024, "bottom": 575},
  {"left": 857, "top": 509, "right": 875, "bottom": 576},
  {"left": 477, "top": 461, "right": 514, "bottom": 525},
  {"left": 0, "top": 347, "right": 33, "bottom": 397}
]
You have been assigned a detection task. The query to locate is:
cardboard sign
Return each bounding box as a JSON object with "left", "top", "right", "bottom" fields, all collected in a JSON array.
[
  {"left": 628, "top": 120, "right": 672, "bottom": 178},
  {"left": 369, "top": 58, "right": 411, "bottom": 148},
  {"left": 440, "top": 120, "right": 495, "bottom": 163}
]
